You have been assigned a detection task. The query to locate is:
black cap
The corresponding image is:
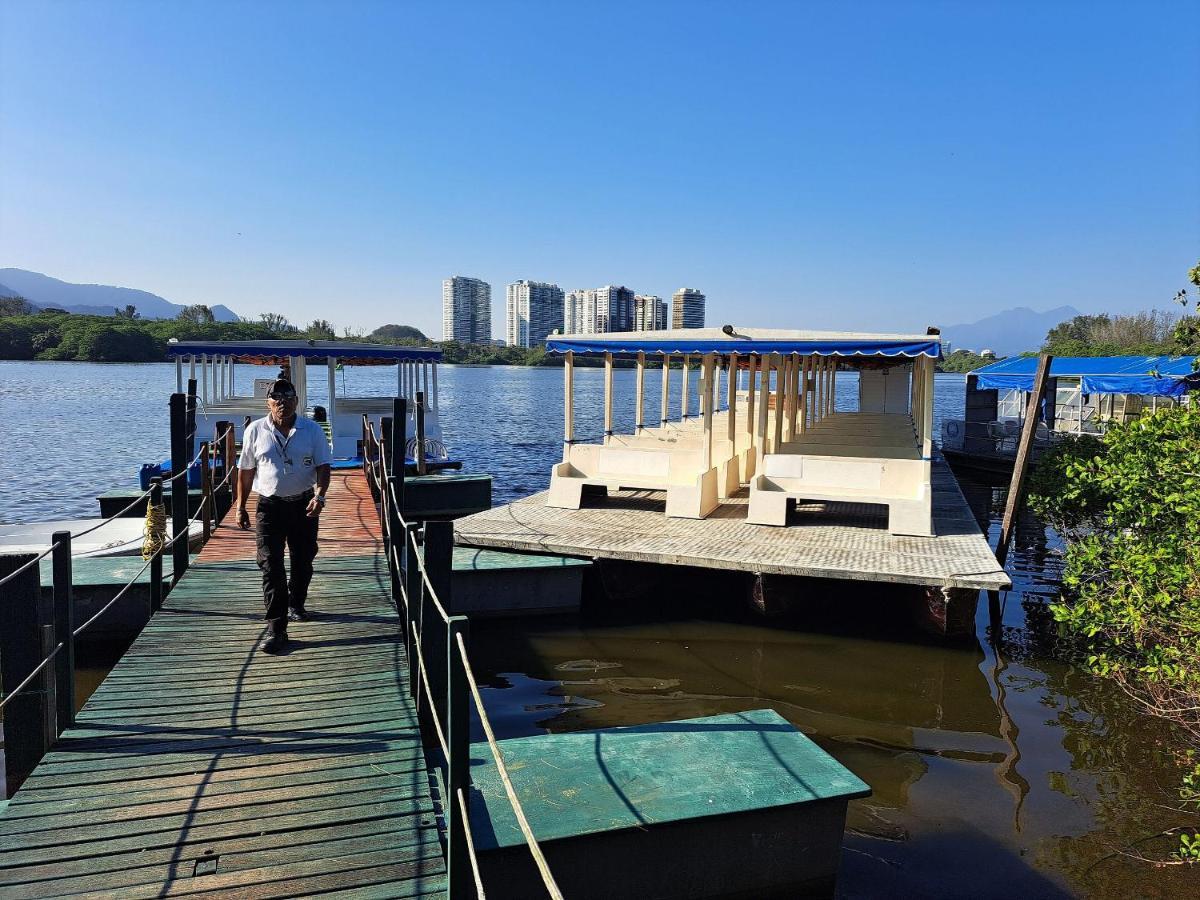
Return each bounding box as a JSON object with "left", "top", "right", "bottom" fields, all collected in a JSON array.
[{"left": 268, "top": 379, "right": 297, "bottom": 398}]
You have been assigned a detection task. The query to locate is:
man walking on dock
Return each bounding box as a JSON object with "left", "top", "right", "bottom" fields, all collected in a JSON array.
[{"left": 236, "top": 378, "right": 332, "bottom": 654}]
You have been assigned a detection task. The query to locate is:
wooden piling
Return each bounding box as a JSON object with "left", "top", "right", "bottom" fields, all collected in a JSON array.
[
  {"left": 185, "top": 378, "right": 198, "bottom": 463},
  {"left": 149, "top": 477, "right": 164, "bottom": 614},
  {"left": 415, "top": 391, "right": 428, "bottom": 476},
  {"left": 50, "top": 531, "right": 74, "bottom": 733},
  {"left": 446, "top": 614, "right": 471, "bottom": 899},
  {"left": 169, "top": 393, "right": 189, "bottom": 583},
  {"left": 199, "top": 441, "right": 212, "bottom": 542},
  {"left": 997, "top": 354, "right": 1053, "bottom": 566},
  {"left": 0, "top": 553, "right": 48, "bottom": 790}
]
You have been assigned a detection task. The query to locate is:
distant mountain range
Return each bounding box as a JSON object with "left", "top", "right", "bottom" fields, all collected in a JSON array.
[
  {"left": 941, "top": 305, "right": 1080, "bottom": 357},
  {"left": 0, "top": 268, "right": 239, "bottom": 321}
]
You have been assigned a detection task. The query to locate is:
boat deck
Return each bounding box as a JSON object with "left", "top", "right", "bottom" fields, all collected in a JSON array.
[
  {"left": 456, "top": 459, "right": 1010, "bottom": 591},
  {"left": 0, "top": 472, "right": 447, "bottom": 898}
]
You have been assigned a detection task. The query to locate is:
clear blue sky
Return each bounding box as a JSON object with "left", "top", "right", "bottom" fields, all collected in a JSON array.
[{"left": 2, "top": 1, "right": 1197, "bottom": 338}]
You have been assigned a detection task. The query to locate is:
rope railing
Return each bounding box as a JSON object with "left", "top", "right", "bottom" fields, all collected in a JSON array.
[
  {"left": 456, "top": 631, "right": 565, "bottom": 899},
  {"left": 69, "top": 441, "right": 209, "bottom": 540},
  {"left": 369, "top": 399, "right": 562, "bottom": 899},
  {"left": 0, "top": 642, "right": 63, "bottom": 713},
  {"left": 0, "top": 407, "right": 239, "bottom": 759}
]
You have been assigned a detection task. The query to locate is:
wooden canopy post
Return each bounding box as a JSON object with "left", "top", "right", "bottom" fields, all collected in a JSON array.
[
  {"left": 997, "top": 354, "right": 1054, "bottom": 565},
  {"left": 727, "top": 352, "right": 739, "bottom": 441},
  {"left": 746, "top": 355, "right": 758, "bottom": 448},
  {"left": 777, "top": 352, "right": 787, "bottom": 451},
  {"left": 660, "top": 353, "right": 671, "bottom": 427},
  {"left": 635, "top": 351, "right": 646, "bottom": 434},
  {"left": 327, "top": 357, "right": 337, "bottom": 428},
  {"left": 755, "top": 354, "right": 771, "bottom": 467},
  {"left": 431, "top": 362, "right": 439, "bottom": 411},
  {"left": 786, "top": 356, "right": 799, "bottom": 438},
  {"left": 701, "top": 353, "right": 715, "bottom": 471},
  {"left": 830, "top": 358, "right": 838, "bottom": 415},
  {"left": 603, "top": 351, "right": 614, "bottom": 444},
  {"left": 175, "top": 355, "right": 183, "bottom": 393},
  {"left": 680, "top": 354, "right": 691, "bottom": 421},
  {"left": 200, "top": 353, "right": 209, "bottom": 405},
  {"left": 563, "top": 351, "right": 575, "bottom": 462},
  {"left": 396, "top": 361, "right": 403, "bottom": 398}
]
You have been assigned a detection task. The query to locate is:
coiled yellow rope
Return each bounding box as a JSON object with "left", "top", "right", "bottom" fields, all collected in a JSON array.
[{"left": 142, "top": 501, "right": 167, "bottom": 561}]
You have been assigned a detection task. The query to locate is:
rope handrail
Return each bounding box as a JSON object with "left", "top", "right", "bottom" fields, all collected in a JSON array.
[
  {"left": 0, "top": 642, "right": 63, "bottom": 712},
  {"left": 456, "top": 786, "right": 487, "bottom": 899},
  {"left": 0, "top": 542, "right": 60, "bottom": 590},
  {"left": 456, "top": 631, "right": 564, "bottom": 899},
  {"left": 409, "top": 619, "right": 450, "bottom": 757},
  {"left": 69, "top": 441, "right": 210, "bottom": 541}
]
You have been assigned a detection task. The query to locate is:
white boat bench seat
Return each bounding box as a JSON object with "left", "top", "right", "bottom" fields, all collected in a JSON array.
[
  {"left": 609, "top": 431, "right": 753, "bottom": 497},
  {"left": 747, "top": 448, "right": 933, "bottom": 536},
  {"left": 548, "top": 443, "right": 720, "bottom": 519}
]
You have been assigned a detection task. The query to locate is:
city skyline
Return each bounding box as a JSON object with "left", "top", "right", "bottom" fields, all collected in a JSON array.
[{"left": 2, "top": 3, "right": 1195, "bottom": 339}]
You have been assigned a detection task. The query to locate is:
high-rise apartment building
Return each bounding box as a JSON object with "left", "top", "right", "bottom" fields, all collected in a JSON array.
[
  {"left": 564, "top": 285, "right": 636, "bottom": 334},
  {"left": 505, "top": 280, "right": 565, "bottom": 348},
  {"left": 672, "top": 287, "right": 706, "bottom": 329},
  {"left": 634, "top": 294, "right": 667, "bottom": 331},
  {"left": 442, "top": 276, "right": 492, "bottom": 344}
]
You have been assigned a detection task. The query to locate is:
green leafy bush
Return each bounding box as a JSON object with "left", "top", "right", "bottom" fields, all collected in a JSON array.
[{"left": 1031, "top": 404, "right": 1200, "bottom": 863}]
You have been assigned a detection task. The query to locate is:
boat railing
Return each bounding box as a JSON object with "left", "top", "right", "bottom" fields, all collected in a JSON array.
[
  {"left": 363, "top": 399, "right": 565, "bottom": 899},
  {"left": 0, "top": 420, "right": 237, "bottom": 762}
]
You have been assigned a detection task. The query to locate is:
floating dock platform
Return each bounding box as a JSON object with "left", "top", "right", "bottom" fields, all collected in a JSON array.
[{"left": 456, "top": 459, "right": 1010, "bottom": 594}]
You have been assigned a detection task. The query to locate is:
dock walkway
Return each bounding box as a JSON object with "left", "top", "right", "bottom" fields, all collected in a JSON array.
[{"left": 0, "top": 471, "right": 446, "bottom": 898}]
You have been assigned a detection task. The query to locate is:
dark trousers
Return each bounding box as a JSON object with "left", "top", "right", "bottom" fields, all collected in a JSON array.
[{"left": 255, "top": 491, "right": 319, "bottom": 635}]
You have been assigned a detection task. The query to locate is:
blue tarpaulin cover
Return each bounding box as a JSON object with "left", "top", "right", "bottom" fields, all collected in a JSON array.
[
  {"left": 972, "top": 355, "right": 1200, "bottom": 398},
  {"left": 545, "top": 329, "right": 941, "bottom": 360},
  {"left": 166, "top": 339, "right": 441, "bottom": 364}
]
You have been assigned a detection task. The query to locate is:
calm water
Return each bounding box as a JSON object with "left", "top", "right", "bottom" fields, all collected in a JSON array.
[{"left": 1, "top": 361, "right": 1194, "bottom": 898}]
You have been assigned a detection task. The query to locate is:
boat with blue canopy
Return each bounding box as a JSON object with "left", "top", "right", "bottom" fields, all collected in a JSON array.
[
  {"left": 941, "top": 354, "right": 1199, "bottom": 473},
  {"left": 164, "top": 339, "right": 452, "bottom": 467},
  {"left": 544, "top": 326, "right": 943, "bottom": 534}
]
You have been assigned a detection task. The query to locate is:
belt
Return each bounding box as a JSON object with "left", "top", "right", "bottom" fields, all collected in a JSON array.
[{"left": 262, "top": 489, "right": 314, "bottom": 503}]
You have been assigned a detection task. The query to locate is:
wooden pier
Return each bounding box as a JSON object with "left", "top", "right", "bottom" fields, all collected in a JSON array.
[
  {"left": 455, "top": 459, "right": 1010, "bottom": 593},
  {"left": 0, "top": 471, "right": 448, "bottom": 898}
]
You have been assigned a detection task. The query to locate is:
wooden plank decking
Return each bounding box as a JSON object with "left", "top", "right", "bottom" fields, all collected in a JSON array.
[
  {"left": 0, "top": 471, "right": 447, "bottom": 898},
  {"left": 456, "top": 459, "right": 1011, "bottom": 591}
]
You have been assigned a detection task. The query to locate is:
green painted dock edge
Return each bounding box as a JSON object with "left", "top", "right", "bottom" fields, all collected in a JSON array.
[
  {"left": 469, "top": 708, "right": 869, "bottom": 849},
  {"left": 401, "top": 473, "right": 492, "bottom": 519},
  {"left": 452, "top": 547, "right": 590, "bottom": 572}
]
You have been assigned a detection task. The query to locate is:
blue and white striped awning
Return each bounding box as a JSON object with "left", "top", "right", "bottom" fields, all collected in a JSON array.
[
  {"left": 166, "top": 339, "right": 441, "bottom": 364},
  {"left": 545, "top": 327, "right": 941, "bottom": 360}
]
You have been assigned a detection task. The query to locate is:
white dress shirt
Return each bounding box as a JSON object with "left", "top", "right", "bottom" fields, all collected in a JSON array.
[{"left": 238, "top": 415, "right": 332, "bottom": 498}]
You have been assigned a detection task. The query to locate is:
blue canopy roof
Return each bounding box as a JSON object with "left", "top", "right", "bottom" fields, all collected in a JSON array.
[
  {"left": 973, "top": 355, "right": 1200, "bottom": 398},
  {"left": 545, "top": 328, "right": 941, "bottom": 360},
  {"left": 166, "top": 339, "right": 441, "bottom": 364}
]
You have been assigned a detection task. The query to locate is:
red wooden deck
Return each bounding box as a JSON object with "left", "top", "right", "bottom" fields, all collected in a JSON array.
[{"left": 198, "top": 470, "right": 381, "bottom": 563}]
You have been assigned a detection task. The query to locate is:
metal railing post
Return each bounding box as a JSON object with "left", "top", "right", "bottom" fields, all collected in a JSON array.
[
  {"left": 415, "top": 391, "right": 427, "bottom": 476},
  {"left": 169, "top": 392, "right": 190, "bottom": 583},
  {"left": 150, "top": 478, "right": 164, "bottom": 613},
  {"left": 405, "top": 523, "right": 424, "bottom": 702},
  {"left": 423, "top": 520, "right": 453, "bottom": 744},
  {"left": 446, "top": 615, "right": 471, "bottom": 899},
  {"left": 50, "top": 530, "right": 75, "bottom": 733},
  {"left": 391, "top": 397, "right": 407, "bottom": 505},
  {"left": 185, "top": 377, "right": 198, "bottom": 463},
  {"left": 199, "top": 441, "right": 212, "bottom": 542},
  {"left": 380, "top": 417, "right": 393, "bottom": 556}
]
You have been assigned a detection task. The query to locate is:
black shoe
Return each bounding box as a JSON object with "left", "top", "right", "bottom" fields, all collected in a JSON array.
[
  {"left": 259, "top": 632, "right": 289, "bottom": 654},
  {"left": 287, "top": 607, "right": 310, "bottom": 622}
]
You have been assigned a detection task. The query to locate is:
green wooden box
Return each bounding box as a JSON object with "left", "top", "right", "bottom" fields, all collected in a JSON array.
[{"left": 468, "top": 709, "right": 870, "bottom": 899}]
